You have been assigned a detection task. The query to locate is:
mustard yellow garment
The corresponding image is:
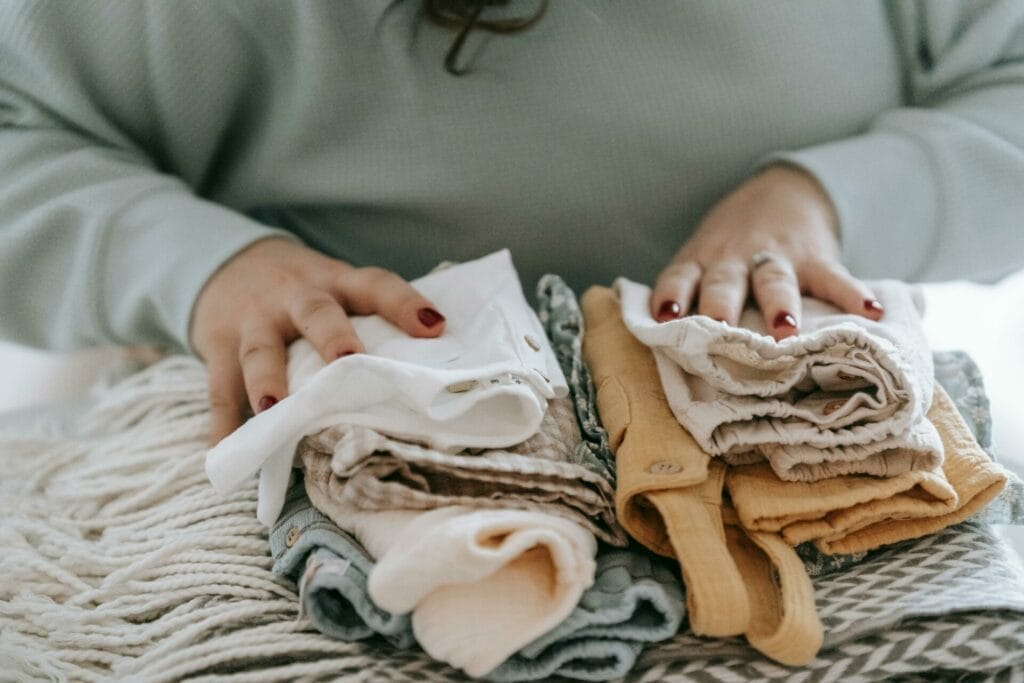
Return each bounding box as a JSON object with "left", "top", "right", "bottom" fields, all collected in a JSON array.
[
  {"left": 721, "top": 507, "right": 824, "bottom": 667},
  {"left": 727, "top": 384, "right": 1007, "bottom": 555},
  {"left": 581, "top": 286, "right": 822, "bottom": 664}
]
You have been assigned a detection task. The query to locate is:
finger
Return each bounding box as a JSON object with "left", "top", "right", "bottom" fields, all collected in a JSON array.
[
  {"left": 289, "top": 289, "right": 365, "bottom": 362},
  {"left": 697, "top": 259, "right": 749, "bottom": 325},
  {"left": 206, "top": 348, "right": 247, "bottom": 446},
  {"left": 335, "top": 266, "right": 446, "bottom": 338},
  {"left": 801, "top": 260, "right": 884, "bottom": 320},
  {"left": 751, "top": 256, "right": 802, "bottom": 341},
  {"left": 238, "top": 322, "right": 289, "bottom": 415},
  {"left": 651, "top": 261, "right": 702, "bottom": 322}
]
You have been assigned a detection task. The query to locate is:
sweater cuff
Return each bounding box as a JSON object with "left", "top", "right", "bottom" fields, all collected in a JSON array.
[
  {"left": 764, "top": 128, "right": 940, "bottom": 281},
  {"left": 105, "top": 191, "right": 298, "bottom": 353}
]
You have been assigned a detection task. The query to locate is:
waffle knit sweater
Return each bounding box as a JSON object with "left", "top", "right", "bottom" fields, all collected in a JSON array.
[{"left": 1, "top": 1, "right": 1023, "bottom": 352}]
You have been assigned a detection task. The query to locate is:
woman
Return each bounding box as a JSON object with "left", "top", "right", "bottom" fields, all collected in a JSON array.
[{"left": 1, "top": 0, "right": 1022, "bottom": 443}]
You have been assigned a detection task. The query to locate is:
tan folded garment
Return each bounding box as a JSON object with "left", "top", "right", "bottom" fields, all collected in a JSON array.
[
  {"left": 297, "top": 395, "right": 625, "bottom": 545},
  {"left": 722, "top": 507, "right": 823, "bottom": 667},
  {"left": 579, "top": 287, "right": 710, "bottom": 552},
  {"left": 727, "top": 383, "right": 1007, "bottom": 555},
  {"left": 582, "top": 286, "right": 822, "bottom": 664}
]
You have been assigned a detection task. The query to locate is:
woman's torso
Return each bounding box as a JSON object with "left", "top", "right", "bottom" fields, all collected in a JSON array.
[{"left": 97, "top": 0, "right": 906, "bottom": 291}]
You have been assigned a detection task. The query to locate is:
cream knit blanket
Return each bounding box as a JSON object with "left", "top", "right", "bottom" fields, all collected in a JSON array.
[{"left": 0, "top": 356, "right": 465, "bottom": 682}]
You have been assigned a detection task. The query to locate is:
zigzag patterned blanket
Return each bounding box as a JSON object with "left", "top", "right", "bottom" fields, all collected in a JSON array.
[{"left": 635, "top": 521, "right": 1024, "bottom": 681}]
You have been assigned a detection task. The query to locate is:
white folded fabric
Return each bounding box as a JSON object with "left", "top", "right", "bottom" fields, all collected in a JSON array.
[
  {"left": 305, "top": 470, "right": 597, "bottom": 678},
  {"left": 205, "top": 250, "right": 569, "bottom": 526},
  {"left": 616, "top": 278, "right": 942, "bottom": 482}
]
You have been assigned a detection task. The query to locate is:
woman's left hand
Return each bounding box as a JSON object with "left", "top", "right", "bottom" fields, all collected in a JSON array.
[{"left": 651, "top": 164, "right": 884, "bottom": 340}]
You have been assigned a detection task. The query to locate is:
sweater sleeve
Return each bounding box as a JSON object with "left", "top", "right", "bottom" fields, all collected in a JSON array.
[
  {"left": 0, "top": 2, "right": 292, "bottom": 352},
  {"left": 768, "top": 0, "right": 1024, "bottom": 284}
]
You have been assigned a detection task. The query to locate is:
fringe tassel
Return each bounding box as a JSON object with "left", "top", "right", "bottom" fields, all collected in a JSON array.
[{"left": 0, "top": 356, "right": 460, "bottom": 681}]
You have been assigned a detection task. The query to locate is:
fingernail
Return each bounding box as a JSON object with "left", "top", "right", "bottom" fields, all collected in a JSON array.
[
  {"left": 336, "top": 350, "right": 356, "bottom": 359},
  {"left": 257, "top": 395, "right": 278, "bottom": 413},
  {"left": 864, "top": 299, "right": 884, "bottom": 315},
  {"left": 418, "top": 307, "right": 445, "bottom": 328},
  {"left": 773, "top": 311, "right": 798, "bottom": 330},
  {"left": 656, "top": 301, "right": 682, "bottom": 322},
  {"left": 713, "top": 317, "right": 728, "bottom": 324}
]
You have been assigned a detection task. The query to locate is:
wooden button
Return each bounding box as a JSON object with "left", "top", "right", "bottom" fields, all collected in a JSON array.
[
  {"left": 647, "top": 461, "right": 683, "bottom": 475},
  {"left": 446, "top": 380, "right": 478, "bottom": 393}
]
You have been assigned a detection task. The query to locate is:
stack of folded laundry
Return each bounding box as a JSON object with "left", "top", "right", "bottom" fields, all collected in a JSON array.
[
  {"left": 580, "top": 278, "right": 1012, "bottom": 665},
  {"left": 206, "top": 251, "right": 683, "bottom": 681},
  {"left": 204, "top": 251, "right": 1024, "bottom": 680}
]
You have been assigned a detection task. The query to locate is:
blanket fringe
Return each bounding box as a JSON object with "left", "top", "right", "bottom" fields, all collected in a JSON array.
[{"left": 0, "top": 356, "right": 461, "bottom": 682}]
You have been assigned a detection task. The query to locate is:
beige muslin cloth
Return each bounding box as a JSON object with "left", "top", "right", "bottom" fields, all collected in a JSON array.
[{"left": 727, "top": 383, "right": 1007, "bottom": 555}]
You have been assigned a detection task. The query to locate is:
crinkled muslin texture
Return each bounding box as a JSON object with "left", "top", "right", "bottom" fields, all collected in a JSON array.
[
  {"left": 581, "top": 286, "right": 822, "bottom": 666},
  {"left": 485, "top": 549, "right": 684, "bottom": 682},
  {"left": 616, "top": 277, "right": 942, "bottom": 482},
  {"left": 206, "top": 250, "right": 569, "bottom": 526},
  {"left": 728, "top": 384, "right": 1007, "bottom": 555},
  {"left": 303, "top": 449, "right": 597, "bottom": 678},
  {"left": 272, "top": 476, "right": 684, "bottom": 682},
  {"left": 269, "top": 480, "right": 414, "bottom": 649},
  {"left": 298, "top": 395, "right": 624, "bottom": 546}
]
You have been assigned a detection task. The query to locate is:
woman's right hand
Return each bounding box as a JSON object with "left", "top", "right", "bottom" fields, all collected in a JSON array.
[{"left": 190, "top": 237, "right": 447, "bottom": 445}]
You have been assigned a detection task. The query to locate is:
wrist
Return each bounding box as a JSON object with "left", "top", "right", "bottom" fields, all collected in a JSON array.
[{"left": 758, "top": 163, "right": 840, "bottom": 239}]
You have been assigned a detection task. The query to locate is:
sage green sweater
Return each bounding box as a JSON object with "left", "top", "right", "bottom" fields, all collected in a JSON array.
[{"left": 1, "top": 1, "right": 1023, "bottom": 353}]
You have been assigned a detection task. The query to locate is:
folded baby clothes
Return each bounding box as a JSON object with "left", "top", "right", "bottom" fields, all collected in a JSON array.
[
  {"left": 297, "top": 394, "right": 626, "bottom": 546},
  {"left": 205, "top": 249, "right": 569, "bottom": 526},
  {"left": 581, "top": 286, "right": 822, "bottom": 665},
  {"left": 272, "top": 475, "right": 684, "bottom": 682},
  {"left": 578, "top": 286, "right": 733, "bottom": 624},
  {"left": 303, "top": 449, "right": 597, "bottom": 679},
  {"left": 578, "top": 287, "right": 711, "bottom": 551},
  {"left": 728, "top": 384, "right": 1008, "bottom": 555},
  {"left": 616, "top": 277, "right": 942, "bottom": 482},
  {"left": 269, "top": 477, "right": 414, "bottom": 648},
  {"left": 554, "top": 278, "right": 1020, "bottom": 579}
]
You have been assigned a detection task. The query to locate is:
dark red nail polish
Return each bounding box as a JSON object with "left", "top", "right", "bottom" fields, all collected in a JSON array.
[
  {"left": 257, "top": 395, "right": 277, "bottom": 413},
  {"left": 336, "top": 350, "right": 356, "bottom": 359},
  {"left": 864, "top": 299, "right": 884, "bottom": 315},
  {"left": 418, "top": 308, "right": 445, "bottom": 328},
  {"left": 657, "top": 301, "right": 682, "bottom": 322},
  {"left": 773, "top": 311, "right": 798, "bottom": 329}
]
